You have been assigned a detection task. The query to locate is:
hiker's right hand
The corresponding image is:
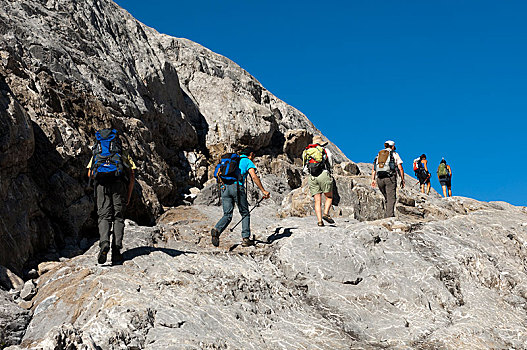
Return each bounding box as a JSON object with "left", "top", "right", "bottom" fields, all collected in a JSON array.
[
  {"left": 371, "top": 180, "right": 376, "bottom": 188},
  {"left": 262, "top": 190, "right": 270, "bottom": 199}
]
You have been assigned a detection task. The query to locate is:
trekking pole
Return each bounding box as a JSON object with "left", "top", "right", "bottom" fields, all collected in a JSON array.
[{"left": 229, "top": 196, "right": 265, "bottom": 232}]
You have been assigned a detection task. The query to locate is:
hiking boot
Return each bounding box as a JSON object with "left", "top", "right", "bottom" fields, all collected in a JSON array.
[
  {"left": 211, "top": 228, "right": 220, "bottom": 247},
  {"left": 111, "top": 248, "right": 124, "bottom": 265},
  {"left": 322, "top": 214, "right": 335, "bottom": 224},
  {"left": 98, "top": 242, "right": 110, "bottom": 264},
  {"left": 241, "top": 237, "right": 255, "bottom": 247},
  {"left": 317, "top": 221, "right": 325, "bottom": 227}
]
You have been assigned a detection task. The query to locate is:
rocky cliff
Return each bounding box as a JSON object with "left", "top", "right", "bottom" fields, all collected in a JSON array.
[
  {"left": 0, "top": 0, "right": 351, "bottom": 276},
  {"left": 2, "top": 0, "right": 527, "bottom": 349}
]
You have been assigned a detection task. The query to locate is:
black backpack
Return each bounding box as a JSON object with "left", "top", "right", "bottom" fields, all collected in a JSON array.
[{"left": 90, "top": 128, "right": 124, "bottom": 181}]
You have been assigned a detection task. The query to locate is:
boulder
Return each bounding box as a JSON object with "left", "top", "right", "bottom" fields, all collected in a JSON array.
[
  {"left": 20, "top": 280, "right": 37, "bottom": 301},
  {"left": 0, "top": 266, "right": 23, "bottom": 291},
  {"left": 0, "top": 289, "right": 31, "bottom": 347}
]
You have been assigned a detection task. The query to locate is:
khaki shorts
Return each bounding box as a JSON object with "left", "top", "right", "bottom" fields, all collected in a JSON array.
[{"left": 308, "top": 171, "right": 333, "bottom": 196}]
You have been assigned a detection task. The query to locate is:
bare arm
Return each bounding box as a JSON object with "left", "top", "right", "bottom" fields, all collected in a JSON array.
[
  {"left": 371, "top": 164, "right": 377, "bottom": 188},
  {"left": 398, "top": 164, "right": 405, "bottom": 188},
  {"left": 248, "top": 168, "right": 270, "bottom": 199}
]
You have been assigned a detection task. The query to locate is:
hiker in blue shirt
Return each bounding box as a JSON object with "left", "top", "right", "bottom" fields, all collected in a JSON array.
[{"left": 211, "top": 148, "right": 270, "bottom": 247}]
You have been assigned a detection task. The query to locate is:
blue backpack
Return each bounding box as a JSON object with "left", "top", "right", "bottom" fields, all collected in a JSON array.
[
  {"left": 214, "top": 153, "right": 241, "bottom": 184},
  {"left": 91, "top": 128, "right": 124, "bottom": 181}
]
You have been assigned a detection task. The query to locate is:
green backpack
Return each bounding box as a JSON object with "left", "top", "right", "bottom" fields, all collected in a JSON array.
[{"left": 437, "top": 163, "right": 449, "bottom": 177}]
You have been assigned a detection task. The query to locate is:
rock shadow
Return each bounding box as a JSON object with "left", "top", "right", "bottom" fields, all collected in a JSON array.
[
  {"left": 332, "top": 178, "right": 341, "bottom": 206},
  {"left": 0, "top": 266, "right": 10, "bottom": 290}
]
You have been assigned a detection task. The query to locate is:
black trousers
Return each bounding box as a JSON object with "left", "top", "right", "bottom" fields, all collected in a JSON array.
[{"left": 96, "top": 181, "right": 125, "bottom": 249}]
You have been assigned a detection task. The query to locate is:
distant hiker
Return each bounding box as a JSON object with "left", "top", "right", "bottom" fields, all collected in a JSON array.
[
  {"left": 413, "top": 154, "right": 431, "bottom": 195},
  {"left": 371, "top": 140, "right": 405, "bottom": 218},
  {"left": 87, "top": 128, "right": 136, "bottom": 265},
  {"left": 302, "top": 135, "right": 334, "bottom": 227},
  {"left": 437, "top": 158, "right": 452, "bottom": 197},
  {"left": 211, "top": 148, "right": 270, "bottom": 247}
]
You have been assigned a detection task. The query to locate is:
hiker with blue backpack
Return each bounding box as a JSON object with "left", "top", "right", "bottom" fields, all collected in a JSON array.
[
  {"left": 302, "top": 135, "right": 335, "bottom": 227},
  {"left": 87, "top": 128, "right": 136, "bottom": 265},
  {"left": 371, "top": 140, "right": 405, "bottom": 218},
  {"left": 437, "top": 158, "right": 452, "bottom": 197},
  {"left": 211, "top": 148, "right": 270, "bottom": 247}
]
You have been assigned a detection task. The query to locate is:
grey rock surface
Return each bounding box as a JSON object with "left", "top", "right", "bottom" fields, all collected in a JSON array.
[{"left": 13, "top": 199, "right": 527, "bottom": 349}]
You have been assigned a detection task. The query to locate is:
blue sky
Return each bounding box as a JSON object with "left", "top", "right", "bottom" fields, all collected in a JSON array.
[{"left": 114, "top": 0, "right": 527, "bottom": 206}]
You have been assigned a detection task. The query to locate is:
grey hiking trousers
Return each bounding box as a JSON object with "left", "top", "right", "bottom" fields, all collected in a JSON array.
[
  {"left": 214, "top": 183, "right": 251, "bottom": 238},
  {"left": 96, "top": 181, "right": 125, "bottom": 249},
  {"left": 377, "top": 175, "right": 397, "bottom": 218}
]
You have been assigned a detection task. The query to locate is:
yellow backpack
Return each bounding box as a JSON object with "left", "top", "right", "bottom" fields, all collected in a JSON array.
[{"left": 303, "top": 144, "right": 327, "bottom": 176}]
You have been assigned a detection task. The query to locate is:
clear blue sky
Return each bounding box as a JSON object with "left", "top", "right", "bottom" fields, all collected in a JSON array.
[{"left": 114, "top": 0, "right": 527, "bottom": 206}]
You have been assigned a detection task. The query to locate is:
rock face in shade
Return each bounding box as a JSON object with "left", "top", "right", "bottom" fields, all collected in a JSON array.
[
  {"left": 7, "top": 199, "right": 527, "bottom": 350},
  {"left": 0, "top": 0, "right": 351, "bottom": 273}
]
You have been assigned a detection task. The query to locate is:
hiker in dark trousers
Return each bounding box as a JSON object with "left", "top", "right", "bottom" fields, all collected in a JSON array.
[
  {"left": 415, "top": 154, "right": 431, "bottom": 195},
  {"left": 87, "top": 128, "right": 136, "bottom": 265},
  {"left": 302, "top": 135, "right": 335, "bottom": 227},
  {"left": 211, "top": 148, "right": 270, "bottom": 247},
  {"left": 437, "top": 158, "right": 452, "bottom": 197},
  {"left": 371, "top": 140, "right": 405, "bottom": 218}
]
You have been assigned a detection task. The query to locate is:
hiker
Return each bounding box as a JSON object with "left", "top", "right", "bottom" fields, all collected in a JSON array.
[
  {"left": 371, "top": 140, "right": 405, "bottom": 218},
  {"left": 211, "top": 148, "right": 270, "bottom": 247},
  {"left": 437, "top": 158, "right": 452, "bottom": 197},
  {"left": 413, "top": 154, "right": 431, "bottom": 195},
  {"left": 87, "top": 128, "right": 136, "bottom": 265},
  {"left": 302, "top": 135, "right": 334, "bottom": 227}
]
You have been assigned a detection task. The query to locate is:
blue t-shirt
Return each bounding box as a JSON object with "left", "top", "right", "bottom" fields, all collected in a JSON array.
[{"left": 238, "top": 155, "right": 256, "bottom": 185}]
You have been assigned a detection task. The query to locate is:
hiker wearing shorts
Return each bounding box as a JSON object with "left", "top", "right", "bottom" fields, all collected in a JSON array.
[
  {"left": 302, "top": 136, "right": 334, "bottom": 227},
  {"left": 416, "top": 154, "right": 431, "bottom": 195},
  {"left": 437, "top": 158, "right": 452, "bottom": 197},
  {"left": 211, "top": 148, "right": 270, "bottom": 247},
  {"left": 371, "top": 140, "right": 405, "bottom": 218},
  {"left": 87, "top": 128, "right": 136, "bottom": 265}
]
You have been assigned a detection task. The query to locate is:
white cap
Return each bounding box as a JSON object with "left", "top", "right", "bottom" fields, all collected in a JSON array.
[{"left": 385, "top": 140, "right": 395, "bottom": 146}]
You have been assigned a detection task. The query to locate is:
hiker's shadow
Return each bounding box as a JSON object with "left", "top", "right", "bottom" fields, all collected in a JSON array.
[
  {"left": 122, "top": 247, "right": 195, "bottom": 262},
  {"left": 228, "top": 227, "right": 296, "bottom": 251},
  {"left": 265, "top": 227, "right": 295, "bottom": 244}
]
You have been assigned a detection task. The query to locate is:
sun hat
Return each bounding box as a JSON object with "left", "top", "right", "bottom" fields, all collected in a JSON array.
[
  {"left": 312, "top": 135, "right": 328, "bottom": 146},
  {"left": 385, "top": 140, "right": 395, "bottom": 146}
]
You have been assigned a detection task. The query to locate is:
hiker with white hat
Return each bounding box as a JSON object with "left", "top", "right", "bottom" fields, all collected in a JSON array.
[
  {"left": 371, "top": 140, "right": 405, "bottom": 218},
  {"left": 302, "top": 135, "right": 335, "bottom": 226}
]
